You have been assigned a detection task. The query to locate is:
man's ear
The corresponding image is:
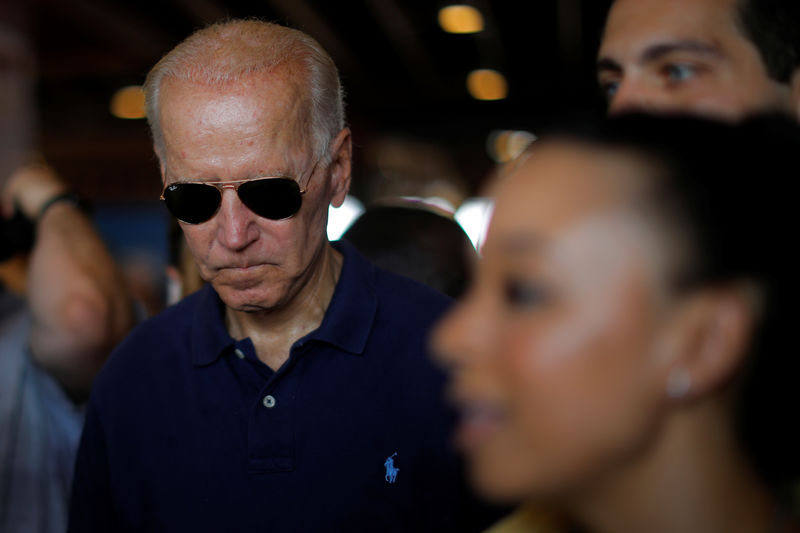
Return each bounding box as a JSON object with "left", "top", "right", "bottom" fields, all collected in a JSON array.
[
  {"left": 653, "top": 284, "right": 758, "bottom": 402},
  {"left": 790, "top": 68, "right": 800, "bottom": 121},
  {"left": 327, "top": 128, "right": 352, "bottom": 208}
]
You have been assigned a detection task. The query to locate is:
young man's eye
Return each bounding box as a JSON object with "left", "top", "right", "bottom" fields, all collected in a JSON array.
[
  {"left": 503, "top": 280, "right": 549, "bottom": 309},
  {"left": 599, "top": 79, "right": 620, "bottom": 100},
  {"left": 664, "top": 64, "right": 696, "bottom": 83}
]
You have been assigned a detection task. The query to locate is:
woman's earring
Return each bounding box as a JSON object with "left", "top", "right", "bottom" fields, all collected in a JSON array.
[{"left": 666, "top": 368, "right": 692, "bottom": 399}]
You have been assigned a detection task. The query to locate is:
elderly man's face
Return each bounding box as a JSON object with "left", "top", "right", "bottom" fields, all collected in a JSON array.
[
  {"left": 158, "top": 69, "right": 350, "bottom": 312},
  {"left": 597, "top": 0, "right": 793, "bottom": 119}
]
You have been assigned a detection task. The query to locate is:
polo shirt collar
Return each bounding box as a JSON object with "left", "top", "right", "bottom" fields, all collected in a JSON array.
[
  {"left": 303, "top": 240, "right": 376, "bottom": 355},
  {"left": 189, "top": 240, "right": 377, "bottom": 366},
  {"left": 190, "top": 284, "right": 234, "bottom": 366}
]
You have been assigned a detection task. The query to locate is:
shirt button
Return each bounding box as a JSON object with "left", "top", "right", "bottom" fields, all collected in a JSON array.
[
  {"left": 234, "top": 348, "right": 245, "bottom": 359},
  {"left": 263, "top": 395, "right": 276, "bottom": 408}
]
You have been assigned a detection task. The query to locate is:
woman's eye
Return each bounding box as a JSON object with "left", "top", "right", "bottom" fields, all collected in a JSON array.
[
  {"left": 665, "top": 64, "right": 696, "bottom": 83},
  {"left": 504, "top": 280, "right": 549, "bottom": 309}
]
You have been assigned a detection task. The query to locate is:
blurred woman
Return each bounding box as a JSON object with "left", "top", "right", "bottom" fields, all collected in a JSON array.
[{"left": 433, "top": 114, "right": 799, "bottom": 533}]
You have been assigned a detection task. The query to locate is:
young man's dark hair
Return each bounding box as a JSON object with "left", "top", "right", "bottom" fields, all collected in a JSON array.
[{"left": 736, "top": 0, "right": 800, "bottom": 82}]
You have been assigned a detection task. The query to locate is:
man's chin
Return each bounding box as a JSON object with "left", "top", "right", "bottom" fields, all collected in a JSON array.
[{"left": 212, "top": 282, "right": 286, "bottom": 313}]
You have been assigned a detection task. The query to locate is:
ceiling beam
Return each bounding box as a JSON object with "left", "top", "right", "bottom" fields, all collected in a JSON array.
[
  {"left": 41, "top": 0, "right": 173, "bottom": 66},
  {"left": 362, "top": 0, "right": 448, "bottom": 98},
  {"left": 172, "top": 0, "right": 228, "bottom": 27},
  {"left": 266, "top": 0, "right": 363, "bottom": 79}
]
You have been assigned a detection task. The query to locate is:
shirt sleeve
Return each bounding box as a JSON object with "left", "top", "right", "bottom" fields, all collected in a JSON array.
[{"left": 67, "top": 399, "right": 116, "bottom": 532}]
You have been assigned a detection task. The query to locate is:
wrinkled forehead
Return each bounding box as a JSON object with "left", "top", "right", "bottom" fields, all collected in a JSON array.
[
  {"left": 602, "top": 0, "right": 745, "bottom": 56},
  {"left": 158, "top": 71, "right": 312, "bottom": 163},
  {"left": 160, "top": 67, "right": 308, "bottom": 126}
]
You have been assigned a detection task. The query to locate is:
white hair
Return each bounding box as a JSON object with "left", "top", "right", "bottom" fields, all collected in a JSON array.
[{"left": 143, "top": 19, "right": 345, "bottom": 163}]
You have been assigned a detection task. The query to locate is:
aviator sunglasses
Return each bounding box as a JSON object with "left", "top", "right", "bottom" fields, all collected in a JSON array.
[{"left": 160, "top": 160, "right": 318, "bottom": 224}]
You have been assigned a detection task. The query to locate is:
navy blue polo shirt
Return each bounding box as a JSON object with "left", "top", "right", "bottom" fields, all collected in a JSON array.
[{"left": 68, "top": 241, "right": 490, "bottom": 532}]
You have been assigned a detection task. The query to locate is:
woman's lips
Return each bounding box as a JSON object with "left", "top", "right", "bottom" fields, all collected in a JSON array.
[{"left": 454, "top": 399, "right": 506, "bottom": 452}]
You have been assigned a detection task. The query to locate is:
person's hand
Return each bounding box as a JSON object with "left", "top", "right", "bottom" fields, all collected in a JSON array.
[{"left": 2, "top": 162, "right": 69, "bottom": 220}]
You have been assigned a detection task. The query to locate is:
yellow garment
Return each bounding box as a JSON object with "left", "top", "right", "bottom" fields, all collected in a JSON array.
[{"left": 484, "top": 505, "right": 563, "bottom": 533}]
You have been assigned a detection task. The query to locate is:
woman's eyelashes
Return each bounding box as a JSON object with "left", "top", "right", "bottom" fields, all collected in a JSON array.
[{"left": 503, "top": 278, "right": 550, "bottom": 310}]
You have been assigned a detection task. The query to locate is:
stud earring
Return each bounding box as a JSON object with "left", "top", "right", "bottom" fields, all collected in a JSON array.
[{"left": 666, "top": 368, "right": 691, "bottom": 399}]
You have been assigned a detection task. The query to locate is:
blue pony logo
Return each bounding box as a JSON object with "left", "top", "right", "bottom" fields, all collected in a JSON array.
[{"left": 384, "top": 452, "right": 399, "bottom": 484}]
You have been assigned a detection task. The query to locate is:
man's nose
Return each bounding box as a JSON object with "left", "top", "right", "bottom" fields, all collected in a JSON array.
[{"left": 215, "top": 189, "right": 259, "bottom": 250}]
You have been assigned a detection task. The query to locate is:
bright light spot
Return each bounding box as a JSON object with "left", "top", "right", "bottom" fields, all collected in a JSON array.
[
  {"left": 438, "top": 5, "right": 484, "bottom": 34},
  {"left": 455, "top": 197, "right": 494, "bottom": 252},
  {"left": 398, "top": 196, "right": 456, "bottom": 215},
  {"left": 110, "top": 86, "right": 146, "bottom": 119},
  {"left": 423, "top": 196, "right": 456, "bottom": 214},
  {"left": 467, "top": 69, "right": 508, "bottom": 101},
  {"left": 328, "top": 195, "right": 365, "bottom": 241},
  {"left": 487, "top": 129, "right": 537, "bottom": 163}
]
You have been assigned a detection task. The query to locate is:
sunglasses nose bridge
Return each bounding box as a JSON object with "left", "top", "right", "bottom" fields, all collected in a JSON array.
[
  {"left": 218, "top": 183, "right": 247, "bottom": 207},
  {"left": 217, "top": 183, "right": 247, "bottom": 212},
  {"left": 215, "top": 187, "right": 260, "bottom": 248}
]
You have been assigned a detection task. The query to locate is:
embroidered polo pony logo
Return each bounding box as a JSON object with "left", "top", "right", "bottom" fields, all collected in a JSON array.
[{"left": 384, "top": 452, "right": 399, "bottom": 484}]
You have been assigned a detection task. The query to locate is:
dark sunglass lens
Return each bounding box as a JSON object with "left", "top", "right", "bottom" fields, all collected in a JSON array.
[
  {"left": 163, "top": 183, "right": 221, "bottom": 224},
  {"left": 238, "top": 178, "right": 302, "bottom": 220}
]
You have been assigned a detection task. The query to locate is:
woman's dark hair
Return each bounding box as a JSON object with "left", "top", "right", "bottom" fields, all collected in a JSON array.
[{"left": 543, "top": 112, "right": 799, "bottom": 491}]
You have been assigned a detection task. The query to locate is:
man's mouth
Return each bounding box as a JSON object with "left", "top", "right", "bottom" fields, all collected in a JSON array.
[{"left": 218, "top": 261, "right": 270, "bottom": 271}]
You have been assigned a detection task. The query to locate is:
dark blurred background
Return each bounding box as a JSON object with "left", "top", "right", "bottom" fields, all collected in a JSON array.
[{"left": 2, "top": 0, "right": 612, "bottom": 312}]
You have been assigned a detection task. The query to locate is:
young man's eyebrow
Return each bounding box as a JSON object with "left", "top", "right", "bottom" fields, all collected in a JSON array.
[
  {"left": 596, "top": 57, "right": 622, "bottom": 74},
  {"left": 597, "top": 40, "right": 723, "bottom": 73},
  {"left": 640, "top": 41, "right": 723, "bottom": 63}
]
